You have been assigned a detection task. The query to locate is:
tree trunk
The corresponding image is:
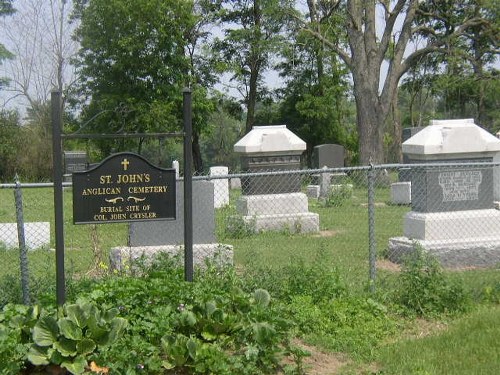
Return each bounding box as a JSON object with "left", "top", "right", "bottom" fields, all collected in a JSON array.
[
  {"left": 352, "top": 74, "right": 388, "bottom": 165},
  {"left": 192, "top": 132, "right": 203, "bottom": 174},
  {"left": 388, "top": 93, "right": 403, "bottom": 163},
  {"left": 245, "top": 68, "right": 259, "bottom": 133}
]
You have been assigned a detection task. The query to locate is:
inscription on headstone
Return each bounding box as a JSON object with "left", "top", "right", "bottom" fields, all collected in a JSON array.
[
  {"left": 438, "top": 171, "right": 482, "bottom": 202},
  {"left": 411, "top": 161, "right": 493, "bottom": 213},
  {"left": 72, "top": 152, "right": 176, "bottom": 224}
]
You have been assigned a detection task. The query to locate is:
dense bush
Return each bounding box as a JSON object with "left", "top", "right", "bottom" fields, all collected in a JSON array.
[{"left": 395, "top": 249, "right": 471, "bottom": 317}]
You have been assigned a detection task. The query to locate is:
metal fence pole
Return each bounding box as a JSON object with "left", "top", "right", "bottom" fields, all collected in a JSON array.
[
  {"left": 51, "top": 90, "right": 66, "bottom": 305},
  {"left": 367, "top": 164, "right": 377, "bottom": 293},
  {"left": 14, "top": 175, "right": 30, "bottom": 305},
  {"left": 183, "top": 88, "right": 193, "bottom": 282}
]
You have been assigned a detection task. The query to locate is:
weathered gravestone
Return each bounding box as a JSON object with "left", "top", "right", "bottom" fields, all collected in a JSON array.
[
  {"left": 308, "top": 144, "right": 346, "bottom": 199},
  {"left": 210, "top": 166, "right": 229, "bottom": 208},
  {"left": 110, "top": 180, "right": 232, "bottom": 269},
  {"left": 64, "top": 151, "right": 88, "bottom": 182},
  {"left": 0, "top": 222, "right": 50, "bottom": 250},
  {"left": 233, "top": 125, "right": 319, "bottom": 233},
  {"left": 388, "top": 119, "right": 500, "bottom": 267},
  {"left": 312, "top": 144, "right": 344, "bottom": 169}
]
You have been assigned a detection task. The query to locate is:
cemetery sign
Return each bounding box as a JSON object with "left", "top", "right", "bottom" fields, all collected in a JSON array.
[{"left": 72, "top": 152, "right": 176, "bottom": 224}]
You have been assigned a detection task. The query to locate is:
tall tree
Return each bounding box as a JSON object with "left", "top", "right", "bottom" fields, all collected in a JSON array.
[
  {"left": 214, "top": 0, "right": 293, "bottom": 133},
  {"left": 276, "top": 1, "right": 352, "bottom": 163},
  {"left": 300, "top": 0, "right": 496, "bottom": 164},
  {"left": 73, "top": 0, "right": 215, "bottom": 172},
  {"left": 0, "top": 0, "right": 76, "bottom": 119},
  {"left": 0, "top": 0, "right": 14, "bottom": 91}
]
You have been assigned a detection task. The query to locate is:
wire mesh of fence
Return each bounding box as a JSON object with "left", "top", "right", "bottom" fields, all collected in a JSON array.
[{"left": 1, "top": 161, "right": 499, "bottom": 305}]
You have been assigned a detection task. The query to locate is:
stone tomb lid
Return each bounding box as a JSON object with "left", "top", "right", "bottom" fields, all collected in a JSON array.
[
  {"left": 234, "top": 125, "right": 306, "bottom": 154},
  {"left": 402, "top": 119, "right": 500, "bottom": 160}
]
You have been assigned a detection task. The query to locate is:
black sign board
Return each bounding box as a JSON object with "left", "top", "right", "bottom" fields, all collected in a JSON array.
[{"left": 72, "top": 152, "right": 176, "bottom": 224}]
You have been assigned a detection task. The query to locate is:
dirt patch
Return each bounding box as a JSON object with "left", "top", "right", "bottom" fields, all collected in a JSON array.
[
  {"left": 376, "top": 259, "right": 401, "bottom": 272},
  {"left": 407, "top": 318, "right": 449, "bottom": 339},
  {"left": 280, "top": 340, "right": 350, "bottom": 375},
  {"left": 360, "top": 202, "right": 387, "bottom": 208}
]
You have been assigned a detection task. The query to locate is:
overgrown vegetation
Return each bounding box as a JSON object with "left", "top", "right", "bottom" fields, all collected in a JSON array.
[
  {"left": 2, "top": 248, "right": 498, "bottom": 374},
  {"left": 394, "top": 248, "right": 471, "bottom": 318}
]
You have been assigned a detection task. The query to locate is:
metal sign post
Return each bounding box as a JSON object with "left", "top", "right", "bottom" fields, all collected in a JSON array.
[
  {"left": 51, "top": 89, "right": 194, "bottom": 305},
  {"left": 51, "top": 91, "right": 66, "bottom": 306}
]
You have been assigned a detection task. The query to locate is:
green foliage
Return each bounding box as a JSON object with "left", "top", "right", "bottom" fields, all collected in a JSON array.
[
  {"left": 242, "top": 251, "right": 346, "bottom": 303},
  {"left": 224, "top": 215, "right": 256, "bottom": 239},
  {"left": 283, "top": 295, "right": 397, "bottom": 359},
  {"left": 65, "top": 257, "right": 290, "bottom": 374},
  {"left": 480, "top": 281, "right": 500, "bottom": 304},
  {"left": 0, "top": 110, "right": 21, "bottom": 181},
  {"left": 395, "top": 248, "right": 471, "bottom": 317},
  {"left": 0, "top": 304, "right": 40, "bottom": 375},
  {"left": 26, "top": 301, "right": 127, "bottom": 374},
  {"left": 320, "top": 184, "right": 353, "bottom": 208}
]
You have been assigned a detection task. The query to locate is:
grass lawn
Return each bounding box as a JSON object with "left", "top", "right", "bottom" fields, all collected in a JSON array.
[{"left": 371, "top": 305, "right": 500, "bottom": 374}]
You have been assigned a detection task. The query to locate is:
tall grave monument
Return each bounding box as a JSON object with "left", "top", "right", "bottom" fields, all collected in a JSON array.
[
  {"left": 388, "top": 119, "right": 500, "bottom": 267},
  {"left": 234, "top": 125, "right": 319, "bottom": 233}
]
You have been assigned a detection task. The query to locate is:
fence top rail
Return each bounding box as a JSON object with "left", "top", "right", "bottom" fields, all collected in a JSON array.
[
  {"left": 378, "top": 161, "right": 500, "bottom": 169},
  {"left": 2, "top": 161, "right": 499, "bottom": 187},
  {"left": 0, "top": 182, "right": 72, "bottom": 189}
]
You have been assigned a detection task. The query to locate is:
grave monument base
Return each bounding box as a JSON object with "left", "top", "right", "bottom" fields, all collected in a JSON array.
[
  {"left": 241, "top": 212, "right": 319, "bottom": 233},
  {"left": 236, "top": 193, "right": 320, "bottom": 233},
  {"left": 404, "top": 209, "right": 500, "bottom": 241},
  {"left": 387, "top": 237, "right": 500, "bottom": 268},
  {"left": 110, "top": 244, "right": 233, "bottom": 271},
  {"left": 0, "top": 222, "right": 50, "bottom": 250}
]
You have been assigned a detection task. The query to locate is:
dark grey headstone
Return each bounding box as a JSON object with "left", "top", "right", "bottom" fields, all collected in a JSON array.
[
  {"left": 129, "top": 180, "right": 215, "bottom": 246},
  {"left": 410, "top": 158, "right": 494, "bottom": 213},
  {"left": 240, "top": 154, "right": 302, "bottom": 195},
  {"left": 312, "top": 144, "right": 344, "bottom": 169},
  {"left": 64, "top": 151, "right": 88, "bottom": 174}
]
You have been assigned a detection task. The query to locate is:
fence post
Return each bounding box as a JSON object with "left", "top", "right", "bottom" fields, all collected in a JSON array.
[
  {"left": 367, "top": 164, "right": 377, "bottom": 293},
  {"left": 51, "top": 90, "right": 66, "bottom": 305},
  {"left": 183, "top": 88, "right": 193, "bottom": 282},
  {"left": 14, "top": 175, "right": 30, "bottom": 305}
]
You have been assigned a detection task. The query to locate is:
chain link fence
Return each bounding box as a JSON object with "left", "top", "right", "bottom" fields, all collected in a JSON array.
[{"left": 1, "top": 161, "right": 500, "bottom": 305}]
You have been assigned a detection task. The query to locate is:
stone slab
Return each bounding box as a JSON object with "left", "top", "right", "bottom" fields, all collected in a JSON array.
[
  {"left": 237, "top": 193, "right": 309, "bottom": 216},
  {"left": 387, "top": 236, "right": 500, "bottom": 268},
  {"left": 307, "top": 185, "right": 320, "bottom": 199},
  {"left": 129, "top": 180, "right": 215, "bottom": 246},
  {"left": 404, "top": 209, "right": 500, "bottom": 241},
  {"left": 0, "top": 222, "right": 50, "bottom": 250},
  {"left": 242, "top": 212, "right": 319, "bottom": 233},
  {"left": 110, "top": 244, "right": 233, "bottom": 271},
  {"left": 230, "top": 178, "right": 241, "bottom": 189},
  {"left": 391, "top": 182, "right": 411, "bottom": 205},
  {"left": 312, "top": 144, "right": 344, "bottom": 168},
  {"left": 210, "top": 166, "right": 229, "bottom": 208}
]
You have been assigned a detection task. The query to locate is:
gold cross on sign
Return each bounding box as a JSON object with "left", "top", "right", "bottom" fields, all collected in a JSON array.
[{"left": 121, "top": 158, "right": 130, "bottom": 171}]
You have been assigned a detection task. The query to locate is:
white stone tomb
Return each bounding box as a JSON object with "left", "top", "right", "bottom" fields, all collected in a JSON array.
[
  {"left": 388, "top": 119, "right": 500, "bottom": 267},
  {"left": 233, "top": 125, "right": 319, "bottom": 233}
]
